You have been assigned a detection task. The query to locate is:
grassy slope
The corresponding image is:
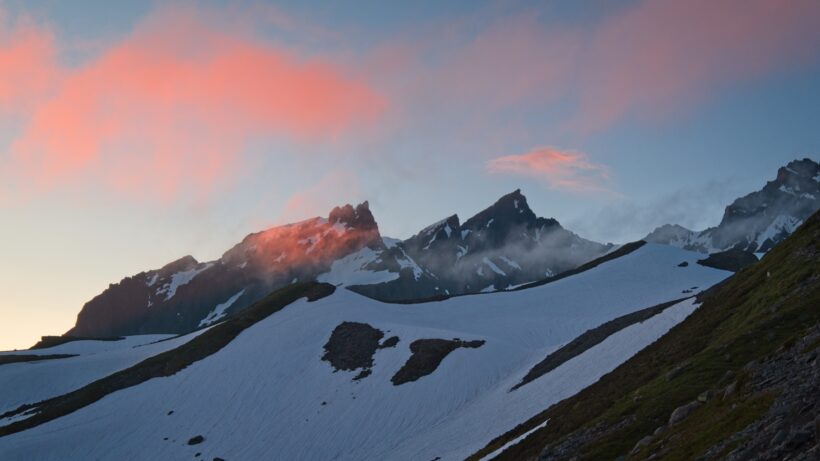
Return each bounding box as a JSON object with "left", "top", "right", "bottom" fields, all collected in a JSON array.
[{"left": 470, "top": 211, "right": 820, "bottom": 460}]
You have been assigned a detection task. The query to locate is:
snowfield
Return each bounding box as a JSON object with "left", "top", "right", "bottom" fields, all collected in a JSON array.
[
  {"left": 0, "top": 331, "right": 210, "bottom": 419},
  {"left": 0, "top": 244, "right": 730, "bottom": 461}
]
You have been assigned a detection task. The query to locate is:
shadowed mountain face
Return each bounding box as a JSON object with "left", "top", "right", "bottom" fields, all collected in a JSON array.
[
  {"left": 646, "top": 158, "right": 819, "bottom": 253},
  {"left": 67, "top": 160, "right": 816, "bottom": 337},
  {"left": 68, "top": 203, "right": 382, "bottom": 337},
  {"left": 66, "top": 191, "right": 610, "bottom": 337},
  {"left": 350, "top": 190, "right": 612, "bottom": 301}
]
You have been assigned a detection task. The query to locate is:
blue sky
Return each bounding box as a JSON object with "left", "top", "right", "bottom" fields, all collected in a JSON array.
[{"left": 1, "top": 0, "right": 818, "bottom": 349}]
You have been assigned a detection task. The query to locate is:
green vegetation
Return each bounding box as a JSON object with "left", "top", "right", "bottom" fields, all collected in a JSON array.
[{"left": 470, "top": 211, "right": 820, "bottom": 460}]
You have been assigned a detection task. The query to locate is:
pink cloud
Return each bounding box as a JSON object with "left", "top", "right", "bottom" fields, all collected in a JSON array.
[
  {"left": 371, "top": 0, "right": 820, "bottom": 135},
  {"left": 1, "top": 6, "right": 385, "bottom": 203},
  {"left": 574, "top": 0, "right": 820, "bottom": 132},
  {"left": 277, "top": 171, "right": 362, "bottom": 224},
  {"left": 486, "top": 147, "right": 613, "bottom": 194},
  {"left": 0, "top": 13, "right": 59, "bottom": 113}
]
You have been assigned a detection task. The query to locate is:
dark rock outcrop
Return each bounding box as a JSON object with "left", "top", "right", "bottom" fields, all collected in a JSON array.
[
  {"left": 321, "top": 322, "right": 385, "bottom": 379},
  {"left": 697, "top": 249, "right": 758, "bottom": 272},
  {"left": 391, "top": 338, "right": 485, "bottom": 385}
]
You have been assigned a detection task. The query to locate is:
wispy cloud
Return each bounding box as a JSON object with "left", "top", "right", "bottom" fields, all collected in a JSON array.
[
  {"left": 372, "top": 0, "right": 820, "bottom": 134},
  {"left": 573, "top": 0, "right": 820, "bottom": 132},
  {"left": 0, "top": 5, "right": 385, "bottom": 204},
  {"left": 277, "top": 171, "right": 363, "bottom": 225},
  {"left": 486, "top": 147, "right": 614, "bottom": 194},
  {"left": 0, "top": 11, "right": 58, "bottom": 113}
]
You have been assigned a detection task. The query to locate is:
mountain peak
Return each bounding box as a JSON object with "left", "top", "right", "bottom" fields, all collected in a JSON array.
[
  {"left": 463, "top": 189, "right": 540, "bottom": 231},
  {"left": 778, "top": 158, "right": 819, "bottom": 182},
  {"left": 157, "top": 255, "right": 199, "bottom": 276},
  {"left": 328, "top": 201, "right": 378, "bottom": 231},
  {"left": 648, "top": 158, "right": 819, "bottom": 253}
]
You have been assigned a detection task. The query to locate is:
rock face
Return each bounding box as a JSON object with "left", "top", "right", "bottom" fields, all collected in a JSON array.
[
  {"left": 68, "top": 203, "right": 382, "bottom": 337},
  {"left": 321, "top": 322, "right": 385, "bottom": 380},
  {"left": 646, "top": 158, "right": 819, "bottom": 253},
  {"left": 350, "top": 190, "right": 612, "bottom": 301},
  {"left": 68, "top": 191, "right": 612, "bottom": 337},
  {"left": 391, "top": 338, "right": 485, "bottom": 385},
  {"left": 696, "top": 249, "right": 759, "bottom": 272}
]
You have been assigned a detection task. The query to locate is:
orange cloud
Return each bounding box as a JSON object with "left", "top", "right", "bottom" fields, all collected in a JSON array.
[
  {"left": 487, "top": 147, "right": 613, "bottom": 194},
  {"left": 2, "top": 6, "right": 385, "bottom": 202}
]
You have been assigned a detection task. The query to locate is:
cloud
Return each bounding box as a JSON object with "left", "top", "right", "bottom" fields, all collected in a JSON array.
[
  {"left": 573, "top": 0, "right": 820, "bottom": 132},
  {"left": 1, "top": 6, "right": 385, "bottom": 203},
  {"left": 371, "top": 0, "right": 820, "bottom": 135},
  {"left": 486, "top": 147, "right": 613, "bottom": 194},
  {"left": 567, "top": 179, "right": 749, "bottom": 243},
  {"left": 0, "top": 12, "right": 59, "bottom": 113},
  {"left": 277, "top": 171, "right": 363, "bottom": 224}
]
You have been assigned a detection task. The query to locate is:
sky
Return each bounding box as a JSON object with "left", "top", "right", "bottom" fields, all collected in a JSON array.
[{"left": 1, "top": 0, "right": 819, "bottom": 350}]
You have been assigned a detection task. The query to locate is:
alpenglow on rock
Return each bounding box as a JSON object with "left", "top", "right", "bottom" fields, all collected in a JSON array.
[
  {"left": 66, "top": 191, "right": 612, "bottom": 338},
  {"left": 69, "top": 202, "right": 384, "bottom": 337}
]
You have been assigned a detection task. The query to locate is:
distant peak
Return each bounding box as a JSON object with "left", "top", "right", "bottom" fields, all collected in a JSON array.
[
  {"left": 462, "top": 189, "right": 541, "bottom": 231},
  {"left": 418, "top": 214, "right": 460, "bottom": 237},
  {"left": 778, "top": 158, "right": 819, "bottom": 182},
  {"left": 328, "top": 201, "right": 379, "bottom": 231},
  {"left": 158, "top": 255, "right": 199, "bottom": 276}
]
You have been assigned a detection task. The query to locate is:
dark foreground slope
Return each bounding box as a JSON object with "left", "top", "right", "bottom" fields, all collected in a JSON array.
[{"left": 471, "top": 209, "right": 820, "bottom": 460}]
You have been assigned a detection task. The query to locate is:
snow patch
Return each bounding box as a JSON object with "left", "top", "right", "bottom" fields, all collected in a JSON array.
[
  {"left": 382, "top": 237, "right": 400, "bottom": 249},
  {"left": 317, "top": 247, "right": 400, "bottom": 286},
  {"left": 756, "top": 215, "right": 802, "bottom": 247},
  {"left": 483, "top": 257, "right": 507, "bottom": 276},
  {"left": 156, "top": 263, "right": 213, "bottom": 301},
  {"left": 499, "top": 256, "right": 521, "bottom": 270},
  {"left": 396, "top": 248, "right": 424, "bottom": 281},
  {"left": 456, "top": 245, "right": 469, "bottom": 261},
  {"left": 198, "top": 290, "right": 246, "bottom": 327},
  {"left": 479, "top": 419, "right": 549, "bottom": 461}
]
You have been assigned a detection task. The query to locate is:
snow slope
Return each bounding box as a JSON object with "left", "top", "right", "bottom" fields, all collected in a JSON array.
[
  {"left": 0, "top": 331, "right": 209, "bottom": 419},
  {"left": 0, "top": 244, "right": 729, "bottom": 461}
]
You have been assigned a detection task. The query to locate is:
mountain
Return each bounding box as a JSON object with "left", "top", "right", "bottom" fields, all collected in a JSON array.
[
  {"left": 349, "top": 189, "right": 613, "bottom": 301},
  {"left": 646, "top": 158, "right": 819, "bottom": 253},
  {"left": 66, "top": 190, "right": 611, "bottom": 337},
  {"left": 3, "top": 171, "right": 816, "bottom": 460},
  {"left": 0, "top": 240, "right": 733, "bottom": 460},
  {"left": 470, "top": 208, "right": 820, "bottom": 461},
  {"left": 68, "top": 202, "right": 383, "bottom": 337}
]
